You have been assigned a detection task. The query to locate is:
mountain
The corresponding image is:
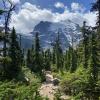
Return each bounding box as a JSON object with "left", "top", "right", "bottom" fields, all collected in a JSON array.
[{"left": 20, "top": 20, "right": 82, "bottom": 50}]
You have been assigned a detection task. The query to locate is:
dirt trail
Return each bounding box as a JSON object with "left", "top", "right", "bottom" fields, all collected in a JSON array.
[
  {"left": 39, "top": 71, "right": 71, "bottom": 100},
  {"left": 39, "top": 72, "right": 58, "bottom": 100},
  {"left": 39, "top": 83, "right": 58, "bottom": 100}
]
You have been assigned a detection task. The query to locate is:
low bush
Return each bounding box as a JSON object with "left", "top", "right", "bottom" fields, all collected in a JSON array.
[
  {"left": 0, "top": 80, "right": 43, "bottom": 100},
  {"left": 60, "top": 67, "right": 100, "bottom": 99}
]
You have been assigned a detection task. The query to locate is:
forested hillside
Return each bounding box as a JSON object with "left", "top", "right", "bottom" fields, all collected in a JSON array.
[{"left": 0, "top": 0, "right": 100, "bottom": 100}]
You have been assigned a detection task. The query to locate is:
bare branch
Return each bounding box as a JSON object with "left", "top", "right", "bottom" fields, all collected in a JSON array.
[{"left": 2, "top": 0, "right": 16, "bottom": 57}]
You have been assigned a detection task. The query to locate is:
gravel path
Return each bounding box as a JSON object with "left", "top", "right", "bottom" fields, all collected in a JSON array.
[
  {"left": 39, "top": 71, "right": 71, "bottom": 100},
  {"left": 39, "top": 72, "right": 58, "bottom": 100},
  {"left": 39, "top": 83, "right": 58, "bottom": 100}
]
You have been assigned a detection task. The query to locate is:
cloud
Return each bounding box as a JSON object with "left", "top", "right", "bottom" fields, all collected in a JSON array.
[
  {"left": 3, "top": 0, "right": 20, "bottom": 8},
  {"left": 10, "top": 2, "right": 96, "bottom": 34},
  {"left": 10, "top": 0, "right": 20, "bottom": 4},
  {"left": 84, "top": 12, "right": 97, "bottom": 27},
  {"left": 54, "top": 2, "right": 65, "bottom": 9},
  {"left": 10, "top": 2, "right": 54, "bottom": 33},
  {"left": 71, "top": 2, "right": 85, "bottom": 12}
]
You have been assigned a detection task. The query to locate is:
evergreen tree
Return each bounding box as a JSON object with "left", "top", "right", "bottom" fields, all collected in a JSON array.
[
  {"left": 82, "top": 21, "right": 90, "bottom": 69},
  {"left": 32, "top": 32, "right": 43, "bottom": 73},
  {"left": 90, "top": 31, "right": 99, "bottom": 83},
  {"left": 68, "top": 31, "right": 78, "bottom": 72},
  {"left": 44, "top": 49, "right": 51, "bottom": 71},
  {"left": 26, "top": 49, "right": 32, "bottom": 70},
  {"left": 52, "top": 46, "right": 56, "bottom": 64},
  {"left": 67, "top": 46, "right": 77, "bottom": 73},
  {"left": 70, "top": 49, "right": 77, "bottom": 72},
  {"left": 7, "top": 27, "right": 21, "bottom": 79},
  {"left": 54, "top": 32, "right": 64, "bottom": 72},
  {"left": 82, "top": 1, "right": 100, "bottom": 99},
  {"left": 86, "top": 29, "right": 100, "bottom": 100},
  {"left": 65, "top": 47, "right": 72, "bottom": 71},
  {"left": 21, "top": 49, "right": 25, "bottom": 66},
  {"left": 76, "top": 42, "right": 83, "bottom": 67},
  {"left": 91, "top": 0, "right": 100, "bottom": 82}
]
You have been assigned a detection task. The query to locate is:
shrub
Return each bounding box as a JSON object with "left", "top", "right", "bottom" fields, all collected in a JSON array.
[
  {"left": 0, "top": 79, "right": 43, "bottom": 100},
  {"left": 60, "top": 67, "right": 89, "bottom": 98}
]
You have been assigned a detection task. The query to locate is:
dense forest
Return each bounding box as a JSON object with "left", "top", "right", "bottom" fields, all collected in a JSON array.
[{"left": 0, "top": 0, "right": 100, "bottom": 100}]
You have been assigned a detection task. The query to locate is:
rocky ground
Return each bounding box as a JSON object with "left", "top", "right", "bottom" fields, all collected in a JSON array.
[{"left": 39, "top": 71, "right": 71, "bottom": 100}]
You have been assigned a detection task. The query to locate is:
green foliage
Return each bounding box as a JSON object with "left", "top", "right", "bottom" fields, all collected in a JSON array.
[
  {"left": 60, "top": 66, "right": 100, "bottom": 99},
  {"left": 44, "top": 96, "right": 49, "bottom": 100},
  {"left": 26, "top": 49, "right": 33, "bottom": 70},
  {"left": 6, "top": 27, "right": 21, "bottom": 79},
  {"left": 31, "top": 32, "right": 44, "bottom": 73},
  {"left": 81, "top": 21, "right": 91, "bottom": 69},
  {"left": 54, "top": 90, "right": 62, "bottom": 100},
  {"left": 0, "top": 67, "right": 43, "bottom": 100},
  {"left": 0, "top": 80, "right": 43, "bottom": 100},
  {"left": 64, "top": 46, "right": 78, "bottom": 73},
  {"left": 64, "top": 48, "right": 71, "bottom": 71},
  {"left": 51, "top": 64, "right": 58, "bottom": 72},
  {"left": 90, "top": 2, "right": 100, "bottom": 94},
  {"left": 70, "top": 48, "right": 78, "bottom": 73},
  {"left": 53, "top": 32, "right": 64, "bottom": 72},
  {"left": 60, "top": 67, "right": 87, "bottom": 95},
  {"left": 52, "top": 46, "right": 56, "bottom": 64},
  {"left": 0, "top": 1, "right": 99, "bottom": 99},
  {"left": 0, "top": 57, "right": 11, "bottom": 64},
  {"left": 0, "top": 57, "right": 11, "bottom": 79},
  {"left": 44, "top": 49, "right": 51, "bottom": 70}
]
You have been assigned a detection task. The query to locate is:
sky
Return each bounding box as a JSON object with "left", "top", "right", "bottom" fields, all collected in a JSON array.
[
  {"left": 20, "top": 0, "right": 95, "bottom": 12},
  {"left": 0, "top": 0, "right": 96, "bottom": 34}
]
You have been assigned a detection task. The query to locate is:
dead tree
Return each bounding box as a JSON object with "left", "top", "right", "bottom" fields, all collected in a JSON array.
[{"left": 2, "top": 0, "right": 16, "bottom": 57}]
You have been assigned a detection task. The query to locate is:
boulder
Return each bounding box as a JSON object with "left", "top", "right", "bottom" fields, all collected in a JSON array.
[
  {"left": 45, "top": 74, "right": 53, "bottom": 83},
  {"left": 53, "top": 78, "right": 60, "bottom": 86},
  {"left": 46, "top": 71, "right": 51, "bottom": 74}
]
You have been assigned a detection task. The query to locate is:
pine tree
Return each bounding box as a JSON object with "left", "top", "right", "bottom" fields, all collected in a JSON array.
[
  {"left": 52, "top": 46, "right": 56, "bottom": 64},
  {"left": 90, "top": 31, "right": 99, "bottom": 83},
  {"left": 55, "top": 32, "right": 64, "bottom": 72},
  {"left": 64, "top": 48, "right": 71, "bottom": 71},
  {"left": 67, "top": 46, "right": 77, "bottom": 73},
  {"left": 44, "top": 49, "right": 51, "bottom": 71},
  {"left": 84, "top": 1, "right": 100, "bottom": 99},
  {"left": 32, "top": 32, "right": 43, "bottom": 73},
  {"left": 82, "top": 21, "right": 90, "bottom": 69},
  {"left": 7, "top": 27, "right": 21, "bottom": 79},
  {"left": 26, "top": 49, "right": 32, "bottom": 70},
  {"left": 91, "top": 0, "right": 100, "bottom": 69},
  {"left": 21, "top": 49, "right": 25, "bottom": 66},
  {"left": 86, "top": 29, "right": 100, "bottom": 100},
  {"left": 68, "top": 31, "right": 78, "bottom": 72},
  {"left": 70, "top": 49, "right": 77, "bottom": 73},
  {"left": 91, "top": 0, "right": 100, "bottom": 82},
  {"left": 76, "top": 42, "right": 84, "bottom": 67}
]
